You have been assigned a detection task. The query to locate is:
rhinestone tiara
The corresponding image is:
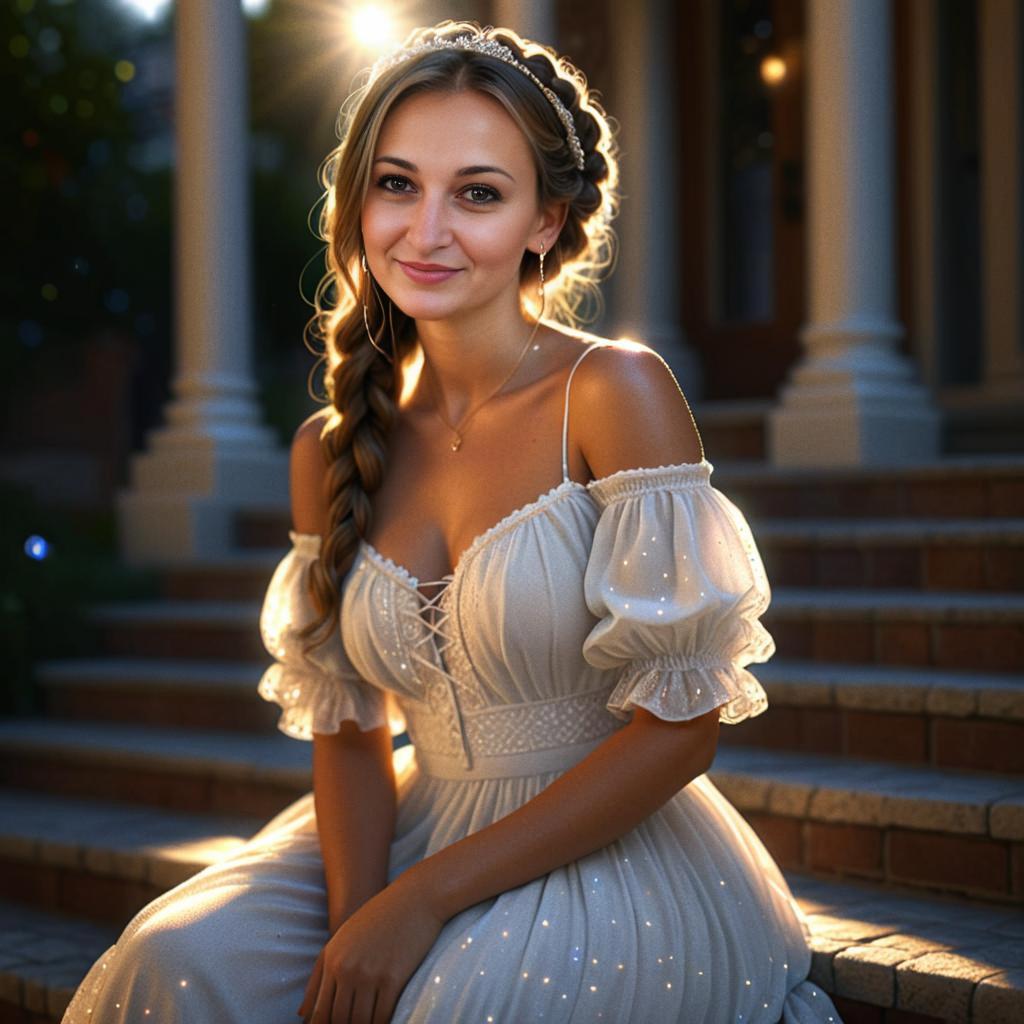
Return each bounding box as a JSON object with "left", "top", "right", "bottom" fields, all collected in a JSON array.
[{"left": 368, "top": 33, "right": 586, "bottom": 172}]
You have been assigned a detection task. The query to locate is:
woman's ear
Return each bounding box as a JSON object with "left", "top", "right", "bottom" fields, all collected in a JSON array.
[{"left": 533, "top": 200, "right": 570, "bottom": 250}]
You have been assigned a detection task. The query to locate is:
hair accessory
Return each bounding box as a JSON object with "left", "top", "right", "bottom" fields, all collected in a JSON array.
[{"left": 368, "top": 33, "right": 586, "bottom": 172}]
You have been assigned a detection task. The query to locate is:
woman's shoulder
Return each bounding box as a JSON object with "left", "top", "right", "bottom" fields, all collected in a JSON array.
[{"left": 554, "top": 331, "right": 704, "bottom": 477}]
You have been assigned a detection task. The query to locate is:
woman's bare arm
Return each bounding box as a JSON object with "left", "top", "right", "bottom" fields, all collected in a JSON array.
[
  {"left": 312, "top": 725, "right": 396, "bottom": 932},
  {"left": 291, "top": 412, "right": 397, "bottom": 933},
  {"left": 404, "top": 707, "right": 719, "bottom": 921}
]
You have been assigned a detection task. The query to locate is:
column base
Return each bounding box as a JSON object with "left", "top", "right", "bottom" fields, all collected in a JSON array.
[
  {"left": 769, "top": 393, "right": 941, "bottom": 466},
  {"left": 117, "top": 442, "right": 288, "bottom": 565}
]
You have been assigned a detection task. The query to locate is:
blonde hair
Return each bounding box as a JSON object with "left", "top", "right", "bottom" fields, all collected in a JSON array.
[{"left": 298, "top": 19, "right": 621, "bottom": 654}]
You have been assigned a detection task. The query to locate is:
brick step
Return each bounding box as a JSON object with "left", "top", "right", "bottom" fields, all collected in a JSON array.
[
  {"left": 85, "top": 600, "right": 265, "bottom": 661},
  {"left": 721, "top": 661, "right": 1024, "bottom": 774},
  {"left": 765, "top": 589, "right": 1024, "bottom": 672},
  {"left": 715, "top": 456, "right": 1024, "bottom": 521},
  {"left": 710, "top": 745, "right": 1024, "bottom": 905},
  {"left": 0, "top": 876, "right": 1020, "bottom": 1023},
  {"left": 35, "top": 657, "right": 277, "bottom": 732},
  {"left": 758, "top": 518, "right": 1024, "bottom": 591},
  {"left": 0, "top": 899, "right": 117, "bottom": 1022},
  {"left": 787, "top": 872, "right": 1024, "bottom": 1022},
  {"left": 231, "top": 458, "right": 1024, "bottom": 552},
  {"left": 0, "top": 718, "right": 310, "bottom": 818},
  {"left": 161, "top": 515, "right": 1024, "bottom": 604},
  {"left": 159, "top": 548, "right": 279, "bottom": 602},
  {"left": 83, "top": 588, "right": 1024, "bottom": 670},
  {"left": 0, "top": 787, "right": 260, "bottom": 925}
]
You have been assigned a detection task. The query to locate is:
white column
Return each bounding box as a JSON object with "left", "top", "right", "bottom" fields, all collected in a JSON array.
[
  {"left": 492, "top": 0, "right": 557, "bottom": 46},
  {"left": 117, "top": 0, "right": 286, "bottom": 565},
  {"left": 768, "top": 0, "right": 939, "bottom": 465},
  {"left": 609, "top": 0, "right": 701, "bottom": 395},
  {"left": 978, "top": 0, "right": 1024, "bottom": 395}
]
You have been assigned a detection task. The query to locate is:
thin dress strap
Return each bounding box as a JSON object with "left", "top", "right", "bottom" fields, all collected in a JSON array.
[{"left": 561, "top": 341, "right": 604, "bottom": 483}]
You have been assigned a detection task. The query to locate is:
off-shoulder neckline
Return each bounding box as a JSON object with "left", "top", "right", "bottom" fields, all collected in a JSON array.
[{"left": 289, "top": 458, "right": 714, "bottom": 593}]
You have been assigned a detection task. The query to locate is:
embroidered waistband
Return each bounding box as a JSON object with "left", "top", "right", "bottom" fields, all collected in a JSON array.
[{"left": 403, "top": 684, "right": 624, "bottom": 780}]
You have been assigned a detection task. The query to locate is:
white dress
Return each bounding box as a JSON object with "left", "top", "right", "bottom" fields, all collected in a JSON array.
[{"left": 63, "top": 343, "right": 843, "bottom": 1024}]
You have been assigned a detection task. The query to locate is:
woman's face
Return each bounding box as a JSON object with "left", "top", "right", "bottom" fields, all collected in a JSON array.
[{"left": 361, "top": 88, "right": 558, "bottom": 322}]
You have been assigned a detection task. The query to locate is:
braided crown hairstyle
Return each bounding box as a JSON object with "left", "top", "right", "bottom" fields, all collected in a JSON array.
[{"left": 297, "top": 19, "right": 621, "bottom": 655}]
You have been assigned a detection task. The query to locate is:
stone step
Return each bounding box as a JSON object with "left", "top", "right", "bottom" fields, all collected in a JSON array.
[
  {"left": 709, "top": 745, "right": 1024, "bottom": 905},
  {"left": 35, "top": 657, "right": 277, "bottom": 732},
  {"left": 0, "top": 718, "right": 310, "bottom": 819},
  {"left": 721, "top": 661, "right": 1024, "bottom": 774},
  {"left": 0, "top": 787, "right": 261, "bottom": 925},
  {"left": 0, "top": 874, "right": 1021, "bottom": 1022},
  {"left": 764, "top": 589, "right": 1024, "bottom": 672},
  {"left": 758, "top": 518, "right": 1024, "bottom": 591}
]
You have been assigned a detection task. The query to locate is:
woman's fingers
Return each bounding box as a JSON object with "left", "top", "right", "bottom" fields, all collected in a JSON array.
[
  {"left": 372, "top": 981, "right": 401, "bottom": 1024},
  {"left": 298, "top": 951, "right": 324, "bottom": 1018},
  {"left": 348, "top": 984, "right": 378, "bottom": 1024},
  {"left": 308, "top": 975, "right": 339, "bottom": 1024}
]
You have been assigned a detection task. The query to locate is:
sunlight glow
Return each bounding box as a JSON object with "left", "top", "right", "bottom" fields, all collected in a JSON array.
[{"left": 348, "top": 4, "right": 401, "bottom": 52}]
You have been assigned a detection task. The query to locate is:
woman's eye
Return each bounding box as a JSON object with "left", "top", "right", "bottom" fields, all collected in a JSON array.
[
  {"left": 373, "top": 175, "right": 500, "bottom": 205},
  {"left": 462, "top": 184, "right": 501, "bottom": 204},
  {"left": 376, "top": 174, "right": 409, "bottom": 193}
]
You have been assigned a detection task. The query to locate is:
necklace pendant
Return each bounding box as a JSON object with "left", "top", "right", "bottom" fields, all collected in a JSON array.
[{"left": 451, "top": 435, "right": 462, "bottom": 452}]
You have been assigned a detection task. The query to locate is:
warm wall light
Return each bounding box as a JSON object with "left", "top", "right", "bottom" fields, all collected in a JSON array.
[{"left": 760, "top": 55, "right": 787, "bottom": 86}]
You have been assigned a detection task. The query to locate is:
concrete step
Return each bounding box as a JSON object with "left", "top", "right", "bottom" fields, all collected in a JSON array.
[
  {"left": 709, "top": 745, "right": 1024, "bottom": 905},
  {"left": 35, "top": 657, "right": 277, "bottom": 732},
  {"left": 764, "top": 589, "right": 1024, "bottom": 672},
  {"left": 721, "top": 661, "right": 1024, "bottom": 774},
  {"left": 0, "top": 718, "right": 309, "bottom": 818},
  {"left": 0, "top": 876, "right": 1021, "bottom": 1022},
  {"left": 0, "top": 787, "right": 261, "bottom": 925},
  {"left": 758, "top": 518, "right": 1024, "bottom": 591}
]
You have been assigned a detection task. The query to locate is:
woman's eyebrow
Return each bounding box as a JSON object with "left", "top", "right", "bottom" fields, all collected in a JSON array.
[{"left": 373, "top": 155, "right": 515, "bottom": 181}]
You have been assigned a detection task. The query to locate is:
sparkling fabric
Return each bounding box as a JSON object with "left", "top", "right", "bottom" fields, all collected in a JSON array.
[{"left": 62, "top": 460, "right": 843, "bottom": 1023}]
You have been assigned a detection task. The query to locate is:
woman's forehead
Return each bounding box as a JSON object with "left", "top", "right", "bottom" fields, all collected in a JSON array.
[{"left": 376, "top": 90, "right": 531, "bottom": 169}]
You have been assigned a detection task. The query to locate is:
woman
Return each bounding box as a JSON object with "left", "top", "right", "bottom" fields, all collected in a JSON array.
[{"left": 63, "top": 20, "right": 843, "bottom": 1024}]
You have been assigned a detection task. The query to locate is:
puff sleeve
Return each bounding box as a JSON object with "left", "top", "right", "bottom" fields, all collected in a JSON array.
[
  {"left": 258, "top": 530, "right": 389, "bottom": 739},
  {"left": 582, "top": 462, "right": 773, "bottom": 724}
]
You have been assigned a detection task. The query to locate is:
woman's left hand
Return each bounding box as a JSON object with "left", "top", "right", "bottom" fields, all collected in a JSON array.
[{"left": 299, "top": 873, "right": 446, "bottom": 1024}]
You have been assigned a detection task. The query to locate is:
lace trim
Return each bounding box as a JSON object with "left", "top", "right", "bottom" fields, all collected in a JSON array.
[{"left": 586, "top": 460, "right": 714, "bottom": 508}]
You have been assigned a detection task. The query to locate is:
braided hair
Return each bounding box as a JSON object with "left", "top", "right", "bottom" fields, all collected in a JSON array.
[{"left": 298, "top": 19, "right": 621, "bottom": 655}]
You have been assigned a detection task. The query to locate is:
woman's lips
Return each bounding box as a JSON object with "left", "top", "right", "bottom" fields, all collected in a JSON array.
[{"left": 397, "top": 260, "right": 461, "bottom": 284}]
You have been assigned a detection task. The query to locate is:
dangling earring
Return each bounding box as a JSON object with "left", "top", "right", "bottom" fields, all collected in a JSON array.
[
  {"left": 360, "top": 247, "right": 394, "bottom": 364},
  {"left": 537, "top": 242, "right": 547, "bottom": 316}
]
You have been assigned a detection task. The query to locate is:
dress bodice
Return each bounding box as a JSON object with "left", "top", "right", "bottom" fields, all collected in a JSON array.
[{"left": 258, "top": 342, "right": 773, "bottom": 781}]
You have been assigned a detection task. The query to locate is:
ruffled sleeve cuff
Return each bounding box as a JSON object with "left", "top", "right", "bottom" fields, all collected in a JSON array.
[
  {"left": 581, "top": 462, "right": 775, "bottom": 726},
  {"left": 258, "top": 530, "right": 389, "bottom": 740}
]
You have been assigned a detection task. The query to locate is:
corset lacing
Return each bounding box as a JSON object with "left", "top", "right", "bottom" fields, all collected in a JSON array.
[{"left": 398, "top": 574, "right": 476, "bottom": 770}]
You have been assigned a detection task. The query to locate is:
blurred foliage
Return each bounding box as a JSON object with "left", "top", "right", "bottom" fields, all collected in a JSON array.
[{"left": 0, "top": 481, "right": 159, "bottom": 716}]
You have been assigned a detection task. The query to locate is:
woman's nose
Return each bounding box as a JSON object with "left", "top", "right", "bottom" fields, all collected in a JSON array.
[{"left": 405, "top": 193, "right": 452, "bottom": 251}]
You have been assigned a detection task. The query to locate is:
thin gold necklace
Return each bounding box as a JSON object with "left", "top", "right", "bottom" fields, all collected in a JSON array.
[{"left": 424, "top": 314, "right": 543, "bottom": 451}]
